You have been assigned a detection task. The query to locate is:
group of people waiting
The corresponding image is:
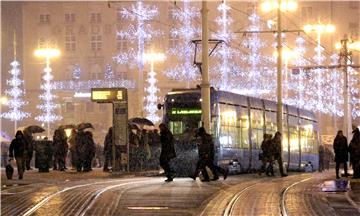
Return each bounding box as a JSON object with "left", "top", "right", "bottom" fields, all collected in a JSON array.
[
  {"left": 259, "top": 132, "right": 288, "bottom": 177},
  {"left": 333, "top": 128, "right": 360, "bottom": 179}
]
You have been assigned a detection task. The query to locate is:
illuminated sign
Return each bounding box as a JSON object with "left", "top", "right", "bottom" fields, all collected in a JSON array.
[
  {"left": 91, "top": 88, "right": 127, "bottom": 102},
  {"left": 171, "top": 108, "right": 202, "bottom": 115}
]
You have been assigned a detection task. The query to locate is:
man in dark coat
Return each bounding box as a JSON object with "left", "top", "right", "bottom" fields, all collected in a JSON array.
[
  {"left": 260, "top": 134, "right": 274, "bottom": 176},
  {"left": 23, "top": 129, "right": 34, "bottom": 170},
  {"left": 9, "top": 131, "right": 26, "bottom": 179},
  {"left": 271, "top": 132, "right": 287, "bottom": 177},
  {"left": 349, "top": 128, "right": 360, "bottom": 179},
  {"left": 53, "top": 129, "right": 68, "bottom": 171},
  {"left": 333, "top": 130, "right": 349, "bottom": 179},
  {"left": 103, "top": 127, "right": 113, "bottom": 172},
  {"left": 159, "top": 123, "right": 176, "bottom": 182},
  {"left": 318, "top": 144, "right": 325, "bottom": 172},
  {"left": 82, "top": 131, "right": 96, "bottom": 172},
  {"left": 191, "top": 127, "right": 227, "bottom": 181}
]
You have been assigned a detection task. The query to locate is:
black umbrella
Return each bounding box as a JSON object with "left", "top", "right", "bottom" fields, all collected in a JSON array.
[
  {"left": 129, "top": 118, "right": 154, "bottom": 126},
  {"left": 77, "top": 123, "right": 94, "bottom": 130},
  {"left": 24, "top": 125, "right": 45, "bottom": 134},
  {"left": 128, "top": 122, "right": 140, "bottom": 130},
  {"left": 58, "top": 124, "right": 76, "bottom": 130}
]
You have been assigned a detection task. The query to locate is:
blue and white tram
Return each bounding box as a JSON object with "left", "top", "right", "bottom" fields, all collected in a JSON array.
[{"left": 162, "top": 89, "right": 319, "bottom": 175}]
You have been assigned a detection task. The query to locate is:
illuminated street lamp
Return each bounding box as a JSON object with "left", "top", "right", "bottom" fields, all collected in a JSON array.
[
  {"left": 1, "top": 96, "right": 8, "bottom": 105},
  {"left": 261, "top": 0, "right": 298, "bottom": 135},
  {"left": 143, "top": 52, "right": 165, "bottom": 123},
  {"left": 34, "top": 46, "right": 61, "bottom": 137}
]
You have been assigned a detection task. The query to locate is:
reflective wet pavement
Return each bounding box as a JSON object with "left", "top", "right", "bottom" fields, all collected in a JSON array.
[{"left": 1, "top": 169, "right": 360, "bottom": 216}]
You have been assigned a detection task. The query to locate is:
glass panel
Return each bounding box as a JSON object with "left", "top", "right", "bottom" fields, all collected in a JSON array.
[
  {"left": 219, "top": 104, "right": 238, "bottom": 149},
  {"left": 250, "top": 109, "right": 264, "bottom": 149},
  {"left": 239, "top": 107, "right": 249, "bottom": 149}
]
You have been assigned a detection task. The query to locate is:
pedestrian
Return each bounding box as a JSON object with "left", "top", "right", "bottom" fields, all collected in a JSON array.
[
  {"left": 159, "top": 123, "right": 176, "bottom": 182},
  {"left": 190, "top": 127, "right": 228, "bottom": 181},
  {"left": 9, "top": 131, "right": 27, "bottom": 179},
  {"left": 271, "top": 132, "right": 287, "bottom": 177},
  {"left": 333, "top": 130, "right": 349, "bottom": 179},
  {"left": 103, "top": 127, "right": 113, "bottom": 172},
  {"left": 318, "top": 144, "right": 325, "bottom": 172},
  {"left": 23, "top": 129, "right": 34, "bottom": 170},
  {"left": 349, "top": 128, "right": 360, "bottom": 179},
  {"left": 68, "top": 129, "right": 77, "bottom": 170},
  {"left": 259, "top": 134, "right": 273, "bottom": 176},
  {"left": 53, "top": 129, "right": 68, "bottom": 171},
  {"left": 83, "top": 131, "right": 96, "bottom": 172}
]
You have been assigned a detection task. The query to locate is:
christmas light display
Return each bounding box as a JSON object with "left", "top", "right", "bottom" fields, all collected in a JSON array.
[
  {"left": 104, "top": 64, "right": 114, "bottom": 80},
  {"left": 53, "top": 79, "right": 136, "bottom": 91},
  {"left": 165, "top": 0, "right": 200, "bottom": 86},
  {"left": 348, "top": 65, "right": 360, "bottom": 118},
  {"left": 35, "top": 63, "right": 62, "bottom": 125},
  {"left": 72, "top": 64, "right": 81, "bottom": 80},
  {"left": 312, "top": 42, "right": 328, "bottom": 113},
  {"left": 113, "top": 0, "right": 159, "bottom": 70},
  {"left": 329, "top": 53, "right": 343, "bottom": 116},
  {"left": 1, "top": 60, "right": 30, "bottom": 130},
  {"left": 212, "top": 0, "right": 241, "bottom": 90},
  {"left": 240, "top": 12, "right": 275, "bottom": 96}
]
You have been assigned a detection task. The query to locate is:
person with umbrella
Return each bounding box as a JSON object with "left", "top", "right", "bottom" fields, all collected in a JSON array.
[
  {"left": 75, "top": 123, "right": 95, "bottom": 172},
  {"left": 9, "top": 131, "right": 27, "bottom": 179},
  {"left": 23, "top": 125, "right": 45, "bottom": 170},
  {"left": 159, "top": 123, "right": 176, "bottom": 182},
  {"left": 103, "top": 127, "right": 113, "bottom": 172},
  {"left": 52, "top": 129, "right": 68, "bottom": 171}
]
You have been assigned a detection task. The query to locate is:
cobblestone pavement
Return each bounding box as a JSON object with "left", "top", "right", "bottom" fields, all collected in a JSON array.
[{"left": 1, "top": 169, "right": 359, "bottom": 216}]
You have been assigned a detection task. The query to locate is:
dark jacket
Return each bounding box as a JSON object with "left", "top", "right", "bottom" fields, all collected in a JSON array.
[
  {"left": 103, "top": 129, "right": 112, "bottom": 155},
  {"left": 349, "top": 132, "right": 360, "bottom": 163},
  {"left": 9, "top": 137, "right": 26, "bottom": 158},
  {"left": 53, "top": 130, "right": 68, "bottom": 156},
  {"left": 198, "top": 133, "right": 214, "bottom": 160},
  {"left": 160, "top": 128, "right": 176, "bottom": 160},
  {"left": 333, "top": 135, "right": 348, "bottom": 162}
]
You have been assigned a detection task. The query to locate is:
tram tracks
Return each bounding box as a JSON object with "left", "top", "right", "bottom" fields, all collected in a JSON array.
[{"left": 19, "top": 177, "right": 151, "bottom": 216}]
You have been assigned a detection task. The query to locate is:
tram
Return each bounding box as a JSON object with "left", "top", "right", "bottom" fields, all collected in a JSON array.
[{"left": 161, "top": 89, "right": 319, "bottom": 175}]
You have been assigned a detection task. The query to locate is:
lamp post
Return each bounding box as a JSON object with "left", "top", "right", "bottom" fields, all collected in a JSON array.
[
  {"left": 34, "top": 47, "right": 61, "bottom": 137},
  {"left": 335, "top": 38, "right": 360, "bottom": 139},
  {"left": 201, "top": 1, "right": 210, "bottom": 132},
  {"left": 261, "top": 0, "right": 298, "bottom": 135},
  {"left": 144, "top": 52, "right": 165, "bottom": 124}
]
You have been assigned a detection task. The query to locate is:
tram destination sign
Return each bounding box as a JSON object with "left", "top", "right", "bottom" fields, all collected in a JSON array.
[{"left": 91, "top": 88, "right": 127, "bottom": 103}]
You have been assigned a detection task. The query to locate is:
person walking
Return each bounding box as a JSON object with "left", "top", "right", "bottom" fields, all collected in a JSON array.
[
  {"left": 23, "top": 130, "right": 34, "bottom": 170},
  {"left": 191, "top": 127, "right": 227, "bottom": 181},
  {"left": 9, "top": 131, "right": 27, "bottom": 179},
  {"left": 159, "top": 123, "right": 176, "bottom": 182},
  {"left": 333, "top": 130, "right": 349, "bottom": 179},
  {"left": 272, "top": 132, "right": 287, "bottom": 177},
  {"left": 103, "top": 127, "right": 113, "bottom": 172},
  {"left": 260, "top": 134, "right": 273, "bottom": 176},
  {"left": 349, "top": 128, "right": 360, "bottom": 179}
]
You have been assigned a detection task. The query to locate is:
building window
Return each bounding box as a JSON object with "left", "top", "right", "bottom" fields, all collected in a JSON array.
[
  {"left": 169, "top": 33, "right": 179, "bottom": 49},
  {"left": 90, "top": 13, "right": 101, "bottom": 23},
  {"left": 65, "top": 13, "right": 75, "bottom": 23},
  {"left": 90, "top": 64, "right": 102, "bottom": 79},
  {"left": 39, "top": 14, "right": 50, "bottom": 24},
  {"left": 349, "top": 1, "right": 359, "bottom": 9},
  {"left": 66, "top": 102, "right": 75, "bottom": 112},
  {"left": 86, "top": 102, "right": 94, "bottom": 112},
  {"left": 99, "top": 104, "right": 107, "bottom": 112},
  {"left": 116, "top": 34, "right": 128, "bottom": 52},
  {"left": 301, "top": 7, "right": 312, "bottom": 22},
  {"left": 65, "top": 27, "right": 76, "bottom": 52},
  {"left": 91, "top": 34, "right": 102, "bottom": 51}
]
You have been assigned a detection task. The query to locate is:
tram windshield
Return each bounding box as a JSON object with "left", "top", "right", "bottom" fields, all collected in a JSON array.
[{"left": 167, "top": 106, "right": 202, "bottom": 135}]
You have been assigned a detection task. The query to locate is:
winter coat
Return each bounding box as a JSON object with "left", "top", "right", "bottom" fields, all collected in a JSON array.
[
  {"left": 333, "top": 135, "right": 348, "bottom": 163},
  {"left": 261, "top": 139, "right": 272, "bottom": 158},
  {"left": 160, "top": 128, "right": 176, "bottom": 160},
  {"left": 198, "top": 133, "right": 214, "bottom": 160},
  {"left": 9, "top": 137, "right": 26, "bottom": 158},
  {"left": 53, "top": 130, "right": 68, "bottom": 157},
  {"left": 270, "top": 137, "right": 282, "bottom": 160},
  {"left": 349, "top": 132, "right": 360, "bottom": 163},
  {"left": 103, "top": 131, "right": 112, "bottom": 155}
]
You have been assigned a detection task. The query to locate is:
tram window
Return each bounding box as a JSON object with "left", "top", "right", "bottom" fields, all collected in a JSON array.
[
  {"left": 219, "top": 104, "right": 238, "bottom": 148},
  {"left": 239, "top": 107, "right": 249, "bottom": 149},
  {"left": 289, "top": 127, "right": 299, "bottom": 152},
  {"left": 169, "top": 121, "right": 184, "bottom": 135},
  {"left": 265, "top": 110, "right": 277, "bottom": 135},
  {"left": 250, "top": 109, "right": 264, "bottom": 149},
  {"left": 300, "top": 121, "right": 315, "bottom": 154}
]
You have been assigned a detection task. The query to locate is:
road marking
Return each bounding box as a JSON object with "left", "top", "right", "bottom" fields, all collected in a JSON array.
[
  {"left": 280, "top": 177, "right": 312, "bottom": 216},
  {"left": 127, "top": 207, "right": 169, "bottom": 210}
]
